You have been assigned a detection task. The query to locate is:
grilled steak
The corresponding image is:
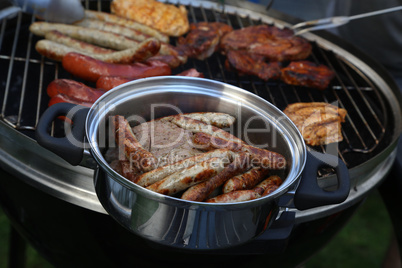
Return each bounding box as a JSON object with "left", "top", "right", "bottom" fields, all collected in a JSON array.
[
  {"left": 132, "top": 120, "right": 203, "bottom": 167},
  {"left": 177, "top": 22, "right": 233, "bottom": 60},
  {"left": 281, "top": 61, "right": 335, "bottom": 90},
  {"left": 220, "top": 24, "right": 312, "bottom": 62},
  {"left": 225, "top": 50, "right": 282, "bottom": 80}
]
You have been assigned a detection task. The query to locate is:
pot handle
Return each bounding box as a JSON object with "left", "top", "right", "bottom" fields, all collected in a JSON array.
[
  {"left": 35, "top": 103, "right": 90, "bottom": 166},
  {"left": 293, "top": 150, "right": 350, "bottom": 210}
]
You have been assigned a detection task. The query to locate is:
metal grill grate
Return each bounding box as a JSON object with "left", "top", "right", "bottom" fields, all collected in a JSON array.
[{"left": 0, "top": 1, "right": 395, "bottom": 169}]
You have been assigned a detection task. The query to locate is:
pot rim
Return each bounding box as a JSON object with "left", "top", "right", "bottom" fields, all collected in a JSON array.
[{"left": 85, "top": 76, "right": 307, "bottom": 208}]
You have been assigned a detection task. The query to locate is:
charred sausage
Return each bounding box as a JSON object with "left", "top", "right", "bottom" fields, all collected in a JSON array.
[
  {"left": 181, "top": 152, "right": 251, "bottom": 201},
  {"left": 96, "top": 76, "right": 131, "bottom": 91},
  {"left": 253, "top": 175, "right": 282, "bottom": 195},
  {"left": 47, "top": 79, "right": 106, "bottom": 103},
  {"left": 192, "top": 132, "right": 287, "bottom": 170},
  {"left": 206, "top": 190, "right": 261, "bottom": 203},
  {"left": 222, "top": 166, "right": 270, "bottom": 193},
  {"left": 135, "top": 149, "right": 234, "bottom": 187},
  {"left": 95, "top": 68, "right": 204, "bottom": 91},
  {"left": 146, "top": 157, "right": 228, "bottom": 196},
  {"left": 114, "top": 115, "right": 157, "bottom": 173},
  {"left": 62, "top": 52, "right": 171, "bottom": 82}
]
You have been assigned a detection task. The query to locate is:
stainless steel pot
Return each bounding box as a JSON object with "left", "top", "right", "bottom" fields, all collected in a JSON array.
[{"left": 35, "top": 76, "right": 349, "bottom": 249}]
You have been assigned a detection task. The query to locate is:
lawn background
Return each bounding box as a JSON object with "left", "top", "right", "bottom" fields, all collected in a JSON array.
[{"left": 0, "top": 190, "right": 395, "bottom": 268}]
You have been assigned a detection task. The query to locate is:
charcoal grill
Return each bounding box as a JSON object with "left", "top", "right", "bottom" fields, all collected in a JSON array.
[{"left": 0, "top": 0, "right": 401, "bottom": 266}]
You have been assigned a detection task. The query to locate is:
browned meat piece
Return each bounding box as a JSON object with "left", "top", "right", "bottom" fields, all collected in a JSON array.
[
  {"left": 111, "top": 0, "right": 190, "bottom": 37},
  {"left": 283, "top": 102, "right": 347, "bottom": 146},
  {"left": 132, "top": 120, "right": 203, "bottom": 167},
  {"left": 281, "top": 61, "right": 335, "bottom": 90},
  {"left": 220, "top": 24, "right": 312, "bottom": 62},
  {"left": 225, "top": 50, "right": 281, "bottom": 80},
  {"left": 177, "top": 22, "right": 233, "bottom": 60}
]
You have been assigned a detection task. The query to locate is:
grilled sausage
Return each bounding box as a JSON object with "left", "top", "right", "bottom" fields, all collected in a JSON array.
[
  {"left": 135, "top": 149, "right": 234, "bottom": 187},
  {"left": 96, "top": 76, "right": 131, "bottom": 91},
  {"left": 95, "top": 68, "right": 204, "bottom": 91},
  {"left": 48, "top": 94, "right": 93, "bottom": 107},
  {"left": 222, "top": 166, "right": 270, "bottom": 193},
  {"left": 74, "top": 18, "right": 185, "bottom": 64},
  {"left": 253, "top": 175, "right": 282, "bottom": 195},
  {"left": 45, "top": 30, "right": 115, "bottom": 55},
  {"left": 36, "top": 38, "right": 160, "bottom": 64},
  {"left": 181, "top": 152, "right": 251, "bottom": 201},
  {"left": 84, "top": 10, "right": 169, "bottom": 43},
  {"left": 146, "top": 157, "right": 228, "bottom": 195},
  {"left": 47, "top": 79, "right": 106, "bottom": 103},
  {"left": 31, "top": 21, "right": 181, "bottom": 63},
  {"left": 114, "top": 115, "right": 157, "bottom": 173},
  {"left": 168, "top": 116, "right": 244, "bottom": 144},
  {"left": 119, "top": 160, "right": 140, "bottom": 183},
  {"left": 262, "top": 184, "right": 279, "bottom": 196},
  {"left": 75, "top": 18, "right": 154, "bottom": 42},
  {"left": 30, "top": 22, "right": 141, "bottom": 50},
  {"left": 180, "top": 112, "right": 235, "bottom": 128},
  {"left": 206, "top": 190, "right": 261, "bottom": 203},
  {"left": 62, "top": 52, "right": 171, "bottom": 82},
  {"left": 192, "top": 132, "right": 287, "bottom": 170}
]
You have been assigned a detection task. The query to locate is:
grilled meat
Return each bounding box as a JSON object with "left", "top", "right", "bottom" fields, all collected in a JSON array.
[
  {"left": 220, "top": 24, "right": 312, "bottom": 62},
  {"left": 132, "top": 120, "right": 203, "bottom": 167},
  {"left": 177, "top": 22, "right": 233, "bottom": 60},
  {"left": 283, "top": 102, "right": 347, "bottom": 146},
  {"left": 281, "top": 61, "right": 335, "bottom": 90},
  {"left": 225, "top": 50, "right": 282, "bottom": 80},
  {"left": 111, "top": 0, "right": 190, "bottom": 37}
]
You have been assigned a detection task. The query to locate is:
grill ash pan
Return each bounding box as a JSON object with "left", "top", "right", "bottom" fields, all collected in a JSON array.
[{"left": 35, "top": 76, "right": 349, "bottom": 249}]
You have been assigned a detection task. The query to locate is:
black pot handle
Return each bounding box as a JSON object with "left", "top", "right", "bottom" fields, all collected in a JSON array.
[
  {"left": 35, "top": 103, "right": 90, "bottom": 166},
  {"left": 294, "top": 150, "right": 350, "bottom": 210}
]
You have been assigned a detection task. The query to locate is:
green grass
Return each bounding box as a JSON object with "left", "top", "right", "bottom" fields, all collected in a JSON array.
[
  {"left": 305, "top": 190, "right": 394, "bottom": 267},
  {"left": 0, "top": 190, "right": 394, "bottom": 268}
]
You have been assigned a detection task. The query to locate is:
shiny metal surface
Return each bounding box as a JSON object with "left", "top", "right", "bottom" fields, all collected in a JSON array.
[
  {"left": 87, "top": 76, "right": 306, "bottom": 249},
  {"left": 0, "top": 0, "right": 399, "bottom": 223}
]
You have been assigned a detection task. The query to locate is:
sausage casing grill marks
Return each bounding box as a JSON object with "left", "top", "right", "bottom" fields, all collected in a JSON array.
[
  {"left": 114, "top": 116, "right": 156, "bottom": 173},
  {"left": 84, "top": 10, "right": 169, "bottom": 43},
  {"left": 62, "top": 52, "right": 171, "bottom": 82}
]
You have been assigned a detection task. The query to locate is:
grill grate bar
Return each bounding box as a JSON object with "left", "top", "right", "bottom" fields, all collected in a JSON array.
[
  {"left": 333, "top": 54, "right": 386, "bottom": 153},
  {"left": 333, "top": 62, "right": 379, "bottom": 143},
  {"left": 339, "top": 58, "right": 387, "bottom": 131},
  {"left": 15, "top": 15, "right": 36, "bottom": 129},
  {"left": 0, "top": 1, "right": 395, "bottom": 170},
  {"left": 317, "top": 46, "right": 374, "bottom": 152},
  {"left": 2, "top": 12, "right": 22, "bottom": 124}
]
